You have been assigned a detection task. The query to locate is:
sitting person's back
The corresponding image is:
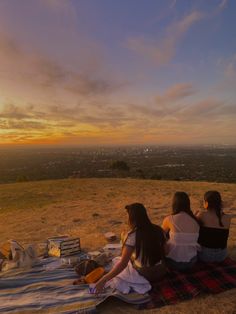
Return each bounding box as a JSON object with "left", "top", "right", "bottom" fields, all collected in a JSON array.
[
  {"left": 125, "top": 223, "right": 166, "bottom": 269},
  {"left": 196, "top": 191, "right": 232, "bottom": 262},
  {"left": 94, "top": 203, "right": 167, "bottom": 294},
  {"left": 162, "top": 192, "right": 200, "bottom": 270}
]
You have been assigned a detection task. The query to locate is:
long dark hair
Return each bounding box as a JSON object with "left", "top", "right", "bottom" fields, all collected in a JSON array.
[
  {"left": 204, "top": 190, "right": 223, "bottom": 227},
  {"left": 172, "top": 191, "right": 199, "bottom": 225},
  {"left": 125, "top": 203, "right": 165, "bottom": 266}
]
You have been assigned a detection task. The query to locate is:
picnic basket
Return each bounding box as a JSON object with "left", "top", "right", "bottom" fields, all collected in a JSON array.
[{"left": 47, "top": 236, "right": 81, "bottom": 257}]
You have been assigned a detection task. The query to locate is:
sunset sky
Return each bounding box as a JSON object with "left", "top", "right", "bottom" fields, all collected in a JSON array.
[{"left": 0, "top": 0, "right": 236, "bottom": 146}]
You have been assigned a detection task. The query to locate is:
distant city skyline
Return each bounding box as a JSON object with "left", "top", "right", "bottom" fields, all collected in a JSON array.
[{"left": 0, "top": 0, "right": 236, "bottom": 146}]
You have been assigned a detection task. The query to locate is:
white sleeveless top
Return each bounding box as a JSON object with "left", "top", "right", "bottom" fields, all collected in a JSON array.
[
  {"left": 166, "top": 215, "right": 200, "bottom": 262},
  {"left": 125, "top": 231, "right": 143, "bottom": 268}
]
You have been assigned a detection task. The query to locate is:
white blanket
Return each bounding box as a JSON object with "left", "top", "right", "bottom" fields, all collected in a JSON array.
[{"left": 105, "top": 257, "right": 151, "bottom": 294}]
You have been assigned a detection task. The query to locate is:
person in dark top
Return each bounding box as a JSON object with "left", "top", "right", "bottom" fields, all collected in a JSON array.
[{"left": 195, "top": 191, "right": 234, "bottom": 262}]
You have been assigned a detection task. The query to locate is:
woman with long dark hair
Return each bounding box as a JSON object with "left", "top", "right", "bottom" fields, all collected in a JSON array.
[
  {"left": 94, "top": 203, "right": 167, "bottom": 293},
  {"left": 196, "top": 191, "right": 233, "bottom": 262},
  {"left": 162, "top": 192, "right": 200, "bottom": 270}
]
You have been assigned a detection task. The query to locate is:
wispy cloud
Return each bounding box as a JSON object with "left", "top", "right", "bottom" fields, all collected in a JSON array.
[
  {"left": 224, "top": 54, "right": 236, "bottom": 78},
  {"left": 126, "top": 83, "right": 195, "bottom": 119},
  {"left": 169, "top": 0, "right": 177, "bottom": 9},
  {"left": 215, "top": 53, "right": 236, "bottom": 92},
  {"left": 176, "top": 99, "right": 225, "bottom": 121},
  {"left": 126, "top": 11, "right": 204, "bottom": 66},
  {"left": 0, "top": 103, "right": 33, "bottom": 120},
  {"left": 125, "top": 88, "right": 235, "bottom": 125},
  {"left": 0, "top": 32, "right": 121, "bottom": 99},
  {"left": 155, "top": 83, "right": 195, "bottom": 104},
  {"left": 209, "top": 0, "right": 229, "bottom": 17},
  {"left": 218, "top": 0, "right": 228, "bottom": 11},
  {"left": 0, "top": 119, "right": 48, "bottom": 130}
]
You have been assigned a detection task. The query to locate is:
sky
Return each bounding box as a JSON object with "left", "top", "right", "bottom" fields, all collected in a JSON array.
[{"left": 0, "top": 0, "right": 236, "bottom": 146}]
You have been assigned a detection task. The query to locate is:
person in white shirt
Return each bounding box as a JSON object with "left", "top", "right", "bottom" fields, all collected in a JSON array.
[
  {"left": 95, "top": 203, "right": 167, "bottom": 293},
  {"left": 162, "top": 192, "right": 200, "bottom": 271}
]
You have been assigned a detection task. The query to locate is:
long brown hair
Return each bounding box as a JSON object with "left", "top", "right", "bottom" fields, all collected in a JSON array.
[
  {"left": 204, "top": 190, "right": 223, "bottom": 227},
  {"left": 125, "top": 203, "right": 165, "bottom": 266},
  {"left": 172, "top": 192, "right": 199, "bottom": 225}
]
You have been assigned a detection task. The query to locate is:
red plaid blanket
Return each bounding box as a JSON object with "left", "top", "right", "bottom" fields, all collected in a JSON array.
[{"left": 139, "top": 258, "right": 236, "bottom": 310}]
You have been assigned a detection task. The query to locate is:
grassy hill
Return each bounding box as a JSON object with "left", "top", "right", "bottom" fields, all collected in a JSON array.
[{"left": 0, "top": 178, "right": 236, "bottom": 313}]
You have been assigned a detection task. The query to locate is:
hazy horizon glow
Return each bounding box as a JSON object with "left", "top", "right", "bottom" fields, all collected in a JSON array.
[{"left": 0, "top": 0, "right": 236, "bottom": 146}]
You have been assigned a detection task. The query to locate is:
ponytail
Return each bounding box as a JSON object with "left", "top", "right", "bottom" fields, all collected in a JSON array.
[{"left": 204, "top": 191, "right": 223, "bottom": 227}]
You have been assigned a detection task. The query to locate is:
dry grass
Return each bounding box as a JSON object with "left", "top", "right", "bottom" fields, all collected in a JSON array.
[{"left": 0, "top": 178, "right": 236, "bottom": 313}]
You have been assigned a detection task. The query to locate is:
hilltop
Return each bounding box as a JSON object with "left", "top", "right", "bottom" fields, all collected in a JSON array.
[{"left": 0, "top": 178, "right": 236, "bottom": 313}]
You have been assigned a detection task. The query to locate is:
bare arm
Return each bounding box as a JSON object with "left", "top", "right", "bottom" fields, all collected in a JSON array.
[
  {"left": 223, "top": 212, "right": 236, "bottom": 222},
  {"left": 94, "top": 245, "right": 134, "bottom": 293},
  {"left": 195, "top": 210, "right": 204, "bottom": 223},
  {"left": 162, "top": 216, "right": 170, "bottom": 234},
  {"left": 226, "top": 208, "right": 236, "bottom": 218}
]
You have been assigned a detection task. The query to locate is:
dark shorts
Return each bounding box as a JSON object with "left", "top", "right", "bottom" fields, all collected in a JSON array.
[
  {"left": 134, "top": 261, "right": 167, "bottom": 283},
  {"left": 165, "top": 255, "right": 197, "bottom": 271}
]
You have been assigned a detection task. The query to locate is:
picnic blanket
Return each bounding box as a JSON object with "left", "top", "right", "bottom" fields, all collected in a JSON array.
[
  {"left": 139, "top": 257, "right": 236, "bottom": 310},
  {"left": 1, "top": 257, "right": 236, "bottom": 313},
  {"left": 0, "top": 257, "right": 150, "bottom": 314}
]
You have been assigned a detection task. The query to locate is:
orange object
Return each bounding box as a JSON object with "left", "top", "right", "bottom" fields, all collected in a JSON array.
[
  {"left": 0, "top": 242, "right": 11, "bottom": 259},
  {"left": 85, "top": 267, "right": 105, "bottom": 283}
]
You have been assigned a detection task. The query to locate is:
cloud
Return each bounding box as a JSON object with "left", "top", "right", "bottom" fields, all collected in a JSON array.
[
  {"left": 65, "top": 75, "right": 123, "bottom": 96},
  {"left": 0, "top": 119, "right": 47, "bottom": 130},
  {"left": 169, "top": 0, "right": 177, "bottom": 9},
  {"left": 126, "top": 104, "right": 163, "bottom": 118},
  {"left": 177, "top": 99, "right": 224, "bottom": 120},
  {"left": 155, "top": 83, "right": 195, "bottom": 104},
  {"left": 41, "top": 0, "right": 71, "bottom": 9},
  {"left": 126, "top": 83, "right": 195, "bottom": 119},
  {"left": 0, "top": 1, "right": 234, "bottom": 145},
  {"left": 125, "top": 93, "right": 236, "bottom": 127},
  {"left": 0, "top": 32, "right": 121, "bottom": 99},
  {"left": 126, "top": 11, "right": 204, "bottom": 66},
  {"left": 218, "top": 0, "right": 228, "bottom": 11},
  {"left": 0, "top": 0, "right": 124, "bottom": 111},
  {"left": 0, "top": 103, "right": 33, "bottom": 119},
  {"left": 215, "top": 54, "right": 236, "bottom": 92},
  {"left": 224, "top": 54, "right": 236, "bottom": 78},
  {"left": 0, "top": 99, "right": 132, "bottom": 131},
  {"left": 209, "top": 0, "right": 229, "bottom": 17}
]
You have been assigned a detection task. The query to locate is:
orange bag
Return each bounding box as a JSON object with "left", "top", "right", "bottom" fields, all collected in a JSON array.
[{"left": 85, "top": 267, "right": 105, "bottom": 283}]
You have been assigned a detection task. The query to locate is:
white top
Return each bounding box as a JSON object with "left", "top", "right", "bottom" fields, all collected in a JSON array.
[
  {"left": 125, "top": 231, "right": 143, "bottom": 267},
  {"left": 125, "top": 231, "right": 136, "bottom": 247},
  {"left": 166, "top": 215, "right": 200, "bottom": 262}
]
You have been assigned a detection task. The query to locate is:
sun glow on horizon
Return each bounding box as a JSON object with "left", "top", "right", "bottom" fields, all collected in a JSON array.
[{"left": 0, "top": 0, "right": 235, "bottom": 146}]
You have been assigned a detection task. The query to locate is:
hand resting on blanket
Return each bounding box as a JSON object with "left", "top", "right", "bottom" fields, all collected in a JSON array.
[{"left": 94, "top": 245, "right": 133, "bottom": 294}]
